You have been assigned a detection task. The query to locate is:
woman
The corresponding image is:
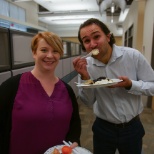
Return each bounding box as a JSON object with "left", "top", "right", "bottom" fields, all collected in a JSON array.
[{"left": 0, "top": 32, "right": 81, "bottom": 154}]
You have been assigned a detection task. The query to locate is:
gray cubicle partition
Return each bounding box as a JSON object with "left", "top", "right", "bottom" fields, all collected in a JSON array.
[
  {"left": 12, "top": 66, "right": 34, "bottom": 76},
  {"left": 55, "top": 59, "right": 63, "bottom": 79},
  {"left": 0, "top": 71, "right": 11, "bottom": 84}
]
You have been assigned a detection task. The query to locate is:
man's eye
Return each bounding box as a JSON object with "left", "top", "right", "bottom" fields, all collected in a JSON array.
[
  {"left": 83, "top": 39, "right": 90, "bottom": 44},
  {"left": 94, "top": 35, "right": 100, "bottom": 39}
]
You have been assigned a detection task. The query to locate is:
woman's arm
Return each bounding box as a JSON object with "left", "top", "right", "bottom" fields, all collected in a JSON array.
[
  {"left": 0, "top": 74, "right": 21, "bottom": 153},
  {"left": 62, "top": 81, "right": 81, "bottom": 145}
]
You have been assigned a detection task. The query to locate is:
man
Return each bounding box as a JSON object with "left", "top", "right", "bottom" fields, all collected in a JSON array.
[{"left": 73, "top": 18, "right": 154, "bottom": 154}]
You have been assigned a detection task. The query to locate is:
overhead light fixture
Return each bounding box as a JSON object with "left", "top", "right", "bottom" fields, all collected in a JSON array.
[
  {"left": 39, "top": 18, "right": 87, "bottom": 25},
  {"left": 38, "top": 11, "right": 98, "bottom": 17},
  {"left": 111, "top": 14, "right": 114, "bottom": 23},
  {"left": 111, "top": 18, "right": 114, "bottom": 23},
  {"left": 42, "top": 15, "right": 96, "bottom": 21},
  {"left": 111, "top": 2, "right": 115, "bottom": 13},
  {"left": 39, "top": 14, "right": 101, "bottom": 25},
  {"left": 99, "top": 0, "right": 126, "bottom": 14},
  {"left": 96, "top": 0, "right": 103, "bottom": 5},
  {"left": 11, "top": 0, "right": 32, "bottom": 2},
  {"left": 119, "top": 8, "right": 129, "bottom": 22}
]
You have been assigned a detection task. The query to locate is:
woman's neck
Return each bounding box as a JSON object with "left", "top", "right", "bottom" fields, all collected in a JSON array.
[{"left": 31, "top": 68, "right": 58, "bottom": 83}]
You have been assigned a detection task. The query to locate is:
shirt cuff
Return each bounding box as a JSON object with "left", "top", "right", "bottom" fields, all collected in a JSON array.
[
  {"left": 78, "top": 74, "right": 91, "bottom": 83},
  {"left": 127, "top": 80, "right": 142, "bottom": 95}
]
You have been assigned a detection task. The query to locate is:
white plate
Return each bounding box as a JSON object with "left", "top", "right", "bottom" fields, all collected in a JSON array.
[
  {"left": 44, "top": 145, "right": 92, "bottom": 154},
  {"left": 76, "top": 79, "right": 122, "bottom": 88}
]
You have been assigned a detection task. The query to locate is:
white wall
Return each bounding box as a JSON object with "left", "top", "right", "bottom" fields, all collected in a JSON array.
[
  {"left": 143, "top": 0, "right": 154, "bottom": 63},
  {"left": 123, "top": 0, "right": 146, "bottom": 52},
  {"left": 143, "top": 0, "right": 154, "bottom": 108}
]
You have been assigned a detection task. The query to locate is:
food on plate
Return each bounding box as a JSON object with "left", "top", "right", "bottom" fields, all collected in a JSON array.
[
  {"left": 51, "top": 146, "right": 72, "bottom": 154},
  {"left": 45, "top": 145, "right": 93, "bottom": 154},
  {"left": 84, "top": 79, "right": 94, "bottom": 85},
  {"left": 62, "top": 146, "right": 72, "bottom": 154},
  {"left": 52, "top": 148, "right": 60, "bottom": 154},
  {"left": 84, "top": 76, "right": 113, "bottom": 85},
  {"left": 93, "top": 77, "right": 113, "bottom": 85},
  {"left": 91, "top": 49, "right": 99, "bottom": 55}
]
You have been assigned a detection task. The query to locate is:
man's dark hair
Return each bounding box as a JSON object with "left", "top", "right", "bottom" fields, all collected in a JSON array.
[{"left": 78, "top": 18, "right": 115, "bottom": 51}]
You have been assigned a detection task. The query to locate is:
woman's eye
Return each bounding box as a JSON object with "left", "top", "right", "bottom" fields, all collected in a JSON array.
[
  {"left": 41, "top": 49, "right": 47, "bottom": 52},
  {"left": 53, "top": 50, "right": 59, "bottom": 53}
]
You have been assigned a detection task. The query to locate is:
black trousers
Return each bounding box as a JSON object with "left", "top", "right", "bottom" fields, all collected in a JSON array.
[{"left": 92, "top": 117, "right": 145, "bottom": 154}]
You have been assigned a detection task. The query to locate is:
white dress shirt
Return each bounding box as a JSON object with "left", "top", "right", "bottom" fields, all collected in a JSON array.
[{"left": 78, "top": 44, "right": 154, "bottom": 124}]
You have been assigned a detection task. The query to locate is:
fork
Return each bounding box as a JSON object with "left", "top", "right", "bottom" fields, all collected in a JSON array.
[{"left": 81, "top": 51, "right": 93, "bottom": 59}]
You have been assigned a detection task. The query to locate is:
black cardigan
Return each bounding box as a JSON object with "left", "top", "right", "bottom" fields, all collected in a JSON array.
[{"left": 0, "top": 74, "right": 81, "bottom": 154}]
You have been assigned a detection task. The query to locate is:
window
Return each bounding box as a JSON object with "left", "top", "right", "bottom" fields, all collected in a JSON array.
[
  {"left": 0, "top": 0, "right": 26, "bottom": 22},
  {"left": 124, "top": 25, "right": 133, "bottom": 47},
  {"left": 61, "top": 40, "right": 81, "bottom": 58},
  {"left": 62, "top": 41, "right": 69, "bottom": 58},
  {"left": 0, "top": 0, "right": 9, "bottom": 17},
  {"left": 71, "top": 43, "right": 76, "bottom": 56}
]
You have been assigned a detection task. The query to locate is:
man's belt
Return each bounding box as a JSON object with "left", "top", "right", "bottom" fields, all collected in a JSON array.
[{"left": 97, "top": 115, "right": 140, "bottom": 128}]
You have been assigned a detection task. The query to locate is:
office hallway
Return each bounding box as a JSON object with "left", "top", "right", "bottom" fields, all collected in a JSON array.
[{"left": 78, "top": 98, "right": 154, "bottom": 154}]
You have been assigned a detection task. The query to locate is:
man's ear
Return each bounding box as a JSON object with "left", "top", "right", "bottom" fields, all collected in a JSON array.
[
  {"left": 107, "top": 33, "right": 111, "bottom": 42},
  {"left": 81, "top": 45, "right": 86, "bottom": 52}
]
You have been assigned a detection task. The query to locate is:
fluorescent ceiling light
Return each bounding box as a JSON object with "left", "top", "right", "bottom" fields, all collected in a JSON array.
[
  {"left": 111, "top": 3, "right": 115, "bottom": 13},
  {"left": 40, "top": 19, "right": 87, "bottom": 25},
  {"left": 42, "top": 15, "right": 96, "bottom": 21},
  {"left": 119, "top": 8, "right": 129, "bottom": 22},
  {"left": 111, "top": 16, "right": 114, "bottom": 23},
  {"left": 111, "top": 6, "right": 115, "bottom": 13},
  {"left": 12, "top": 0, "right": 31, "bottom": 2},
  {"left": 39, "top": 13, "right": 106, "bottom": 25},
  {"left": 53, "top": 20, "right": 86, "bottom": 24}
]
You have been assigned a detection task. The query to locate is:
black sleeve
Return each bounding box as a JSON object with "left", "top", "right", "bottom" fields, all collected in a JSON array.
[
  {"left": 62, "top": 81, "right": 81, "bottom": 146},
  {"left": 0, "top": 74, "right": 21, "bottom": 154}
]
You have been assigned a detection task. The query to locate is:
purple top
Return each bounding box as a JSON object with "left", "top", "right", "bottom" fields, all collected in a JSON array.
[{"left": 9, "top": 72, "right": 73, "bottom": 154}]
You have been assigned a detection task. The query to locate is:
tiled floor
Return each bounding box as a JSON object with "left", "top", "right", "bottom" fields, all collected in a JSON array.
[{"left": 78, "top": 98, "right": 154, "bottom": 154}]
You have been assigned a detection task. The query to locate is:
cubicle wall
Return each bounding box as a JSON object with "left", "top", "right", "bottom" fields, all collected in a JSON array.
[
  {"left": 0, "top": 27, "right": 11, "bottom": 73},
  {"left": 70, "top": 57, "right": 79, "bottom": 96},
  {"left": 0, "top": 27, "right": 11, "bottom": 84},
  {"left": 9, "top": 29, "right": 35, "bottom": 69},
  {"left": 12, "top": 66, "right": 34, "bottom": 76},
  {"left": 0, "top": 26, "right": 81, "bottom": 96},
  {"left": 0, "top": 71, "right": 11, "bottom": 85},
  {"left": 60, "top": 40, "right": 81, "bottom": 96}
]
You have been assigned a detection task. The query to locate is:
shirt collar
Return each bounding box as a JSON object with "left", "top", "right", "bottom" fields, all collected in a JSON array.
[{"left": 112, "top": 44, "right": 123, "bottom": 59}]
